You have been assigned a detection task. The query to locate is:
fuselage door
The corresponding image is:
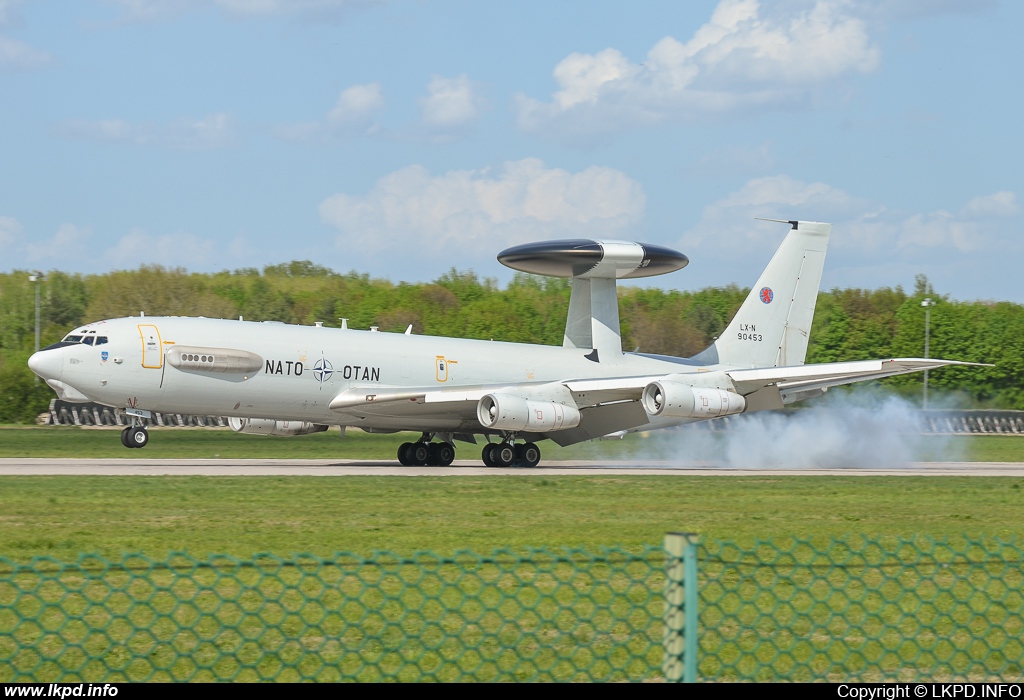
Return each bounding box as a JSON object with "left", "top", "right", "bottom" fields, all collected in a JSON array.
[{"left": 138, "top": 324, "right": 163, "bottom": 369}]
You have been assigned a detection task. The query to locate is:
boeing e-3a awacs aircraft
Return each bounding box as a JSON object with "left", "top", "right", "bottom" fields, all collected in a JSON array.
[{"left": 28, "top": 220, "right": 974, "bottom": 467}]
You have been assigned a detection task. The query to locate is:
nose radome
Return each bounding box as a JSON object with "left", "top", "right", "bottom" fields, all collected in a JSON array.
[{"left": 28, "top": 350, "right": 63, "bottom": 381}]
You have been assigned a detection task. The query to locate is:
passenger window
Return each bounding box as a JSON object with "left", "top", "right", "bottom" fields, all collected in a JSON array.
[
  {"left": 82, "top": 337, "right": 95, "bottom": 345},
  {"left": 96, "top": 337, "right": 108, "bottom": 345}
]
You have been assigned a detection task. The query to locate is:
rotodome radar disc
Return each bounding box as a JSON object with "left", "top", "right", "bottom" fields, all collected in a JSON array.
[{"left": 497, "top": 239, "right": 688, "bottom": 279}]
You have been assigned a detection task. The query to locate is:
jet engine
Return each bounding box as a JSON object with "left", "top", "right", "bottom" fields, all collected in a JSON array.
[
  {"left": 477, "top": 393, "right": 581, "bottom": 432},
  {"left": 227, "top": 417, "right": 329, "bottom": 436},
  {"left": 641, "top": 381, "right": 746, "bottom": 419}
]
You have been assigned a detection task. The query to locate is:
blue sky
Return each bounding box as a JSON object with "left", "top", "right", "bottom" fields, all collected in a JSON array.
[{"left": 1, "top": 0, "right": 1021, "bottom": 301}]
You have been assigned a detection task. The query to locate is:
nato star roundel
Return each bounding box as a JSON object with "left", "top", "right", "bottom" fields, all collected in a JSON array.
[
  {"left": 313, "top": 358, "right": 334, "bottom": 383},
  {"left": 759, "top": 287, "right": 774, "bottom": 304}
]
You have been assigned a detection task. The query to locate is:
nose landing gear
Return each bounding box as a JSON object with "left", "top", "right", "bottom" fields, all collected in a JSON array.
[{"left": 120, "top": 425, "right": 149, "bottom": 448}]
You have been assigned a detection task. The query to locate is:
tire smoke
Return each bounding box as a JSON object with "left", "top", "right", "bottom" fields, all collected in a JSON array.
[{"left": 647, "top": 390, "right": 964, "bottom": 468}]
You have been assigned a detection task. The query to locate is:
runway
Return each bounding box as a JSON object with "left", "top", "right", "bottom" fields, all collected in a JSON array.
[{"left": 2, "top": 458, "right": 1024, "bottom": 476}]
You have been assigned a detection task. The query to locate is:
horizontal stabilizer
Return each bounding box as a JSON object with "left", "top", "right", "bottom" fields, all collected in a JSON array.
[{"left": 728, "top": 358, "right": 989, "bottom": 397}]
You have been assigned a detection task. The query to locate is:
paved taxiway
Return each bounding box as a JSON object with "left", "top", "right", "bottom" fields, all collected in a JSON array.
[{"left": 2, "top": 458, "right": 1024, "bottom": 476}]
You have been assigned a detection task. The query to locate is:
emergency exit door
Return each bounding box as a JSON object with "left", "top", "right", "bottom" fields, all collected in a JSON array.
[{"left": 138, "top": 324, "right": 163, "bottom": 369}]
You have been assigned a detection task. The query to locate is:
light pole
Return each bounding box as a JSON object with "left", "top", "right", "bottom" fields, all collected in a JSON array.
[
  {"left": 28, "top": 271, "right": 44, "bottom": 384},
  {"left": 921, "top": 297, "right": 935, "bottom": 409}
]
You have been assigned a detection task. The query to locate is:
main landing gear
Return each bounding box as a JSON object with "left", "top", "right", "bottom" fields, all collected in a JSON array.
[
  {"left": 120, "top": 425, "right": 149, "bottom": 449},
  {"left": 397, "top": 435, "right": 456, "bottom": 466},
  {"left": 481, "top": 441, "right": 541, "bottom": 468}
]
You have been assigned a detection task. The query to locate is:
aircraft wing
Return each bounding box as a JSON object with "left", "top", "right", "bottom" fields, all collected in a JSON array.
[
  {"left": 329, "top": 379, "right": 656, "bottom": 445},
  {"left": 328, "top": 385, "right": 487, "bottom": 427},
  {"left": 326, "top": 358, "right": 982, "bottom": 443},
  {"left": 328, "top": 358, "right": 983, "bottom": 413},
  {"left": 329, "top": 377, "right": 655, "bottom": 417}
]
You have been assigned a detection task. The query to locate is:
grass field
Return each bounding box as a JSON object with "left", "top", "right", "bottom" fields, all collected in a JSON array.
[
  {"left": 2, "top": 426, "right": 1023, "bottom": 562},
  {"left": 3, "top": 474, "right": 1024, "bottom": 562},
  {"left": 4, "top": 429, "right": 1024, "bottom": 682},
  {"left": 3, "top": 425, "right": 1024, "bottom": 461}
]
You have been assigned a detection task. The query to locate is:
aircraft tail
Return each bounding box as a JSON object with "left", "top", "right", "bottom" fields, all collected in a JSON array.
[{"left": 691, "top": 220, "right": 831, "bottom": 368}]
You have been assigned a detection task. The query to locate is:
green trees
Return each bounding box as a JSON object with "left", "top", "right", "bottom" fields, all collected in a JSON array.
[{"left": 1, "top": 264, "right": 1022, "bottom": 423}]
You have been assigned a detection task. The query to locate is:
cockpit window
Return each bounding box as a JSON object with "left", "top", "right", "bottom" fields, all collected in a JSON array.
[{"left": 60, "top": 333, "right": 108, "bottom": 346}]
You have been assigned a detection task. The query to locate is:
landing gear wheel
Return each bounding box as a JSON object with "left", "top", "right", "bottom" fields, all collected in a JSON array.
[
  {"left": 516, "top": 442, "right": 541, "bottom": 468},
  {"left": 493, "top": 443, "right": 516, "bottom": 467},
  {"left": 436, "top": 442, "right": 456, "bottom": 466},
  {"left": 128, "top": 427, "right": 149, "bottom": 448},
  {"left": 398, "top": 442, "right": 414, "bottom": 466},
  {"left": 481, "top": 443, "right": 497, "bottom": 467},
  {"left": 410, "top": 442, "right": 430, "bottom": 466},
  {"left": 426, "top": 443, "right": 440, "bottom": 466},
  {"left": 120, "top": 427, "right": 133, "bottom": 449}
]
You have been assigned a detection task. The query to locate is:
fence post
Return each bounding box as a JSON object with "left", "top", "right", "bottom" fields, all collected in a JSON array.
[{"left": 663, "top": 532, "right": 699, "bottom": 682}]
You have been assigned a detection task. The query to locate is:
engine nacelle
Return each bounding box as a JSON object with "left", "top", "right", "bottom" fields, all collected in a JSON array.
[
  {"left": 228, "top": 417, "right": 329, "bottom": 437},
  {"left": 477, "top": 393, "right": 582, "bottom": 432},
  {"left": 641, "top": 381, "right": 746, "bottom": 419}
]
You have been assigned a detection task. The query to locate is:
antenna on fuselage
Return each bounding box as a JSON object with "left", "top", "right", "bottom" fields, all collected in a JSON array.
[
  {"left": 338, "top": 318, "right": 348, "bottom": 330},
  {"left": 497, "top": 239, "right": 688, "bottom": 363}
]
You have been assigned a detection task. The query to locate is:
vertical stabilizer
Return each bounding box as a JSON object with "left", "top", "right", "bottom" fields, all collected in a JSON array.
[{"left": 692, "top": 220, "right": 831, "bottom": 368}]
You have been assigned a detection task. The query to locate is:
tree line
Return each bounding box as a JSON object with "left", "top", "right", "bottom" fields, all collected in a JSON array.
[{"left": 1, "top": 262, "right": 1020, "bottom": 423}]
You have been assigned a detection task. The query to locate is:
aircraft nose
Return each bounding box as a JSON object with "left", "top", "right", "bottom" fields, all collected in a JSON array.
[{"left": 28, "top": 349, "right": 63, "bottom": 381}]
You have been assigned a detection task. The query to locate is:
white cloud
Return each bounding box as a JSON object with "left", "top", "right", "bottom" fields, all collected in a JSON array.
[
  {"left": 215, "top": 0, "right": 378, "bottom": 17},
  {"left": 30, "top": 224, "right": 92, "bottom": 259},
  {"left": 2, "top": 221, "right": 219, "bottom": 271},
  {"left": 961, "top": 191, "right": 1018, "bottom": 219},
  {"left": 680, "top": 174, "right": 862, "bottom": 253},
  {"left": 420, "top": 74, "right": 482, "bottom": 131},
  {"left": 0, "top": 215, "right": 23, "bottom": 247},
  {"left": 278, "top": 83, "right": 384, "bottom": 142},
  {"left": 680, "top": 175, "right": 1019, "bottom": 260},
  {"left": 104, "top": 0, "right": 189, "bottom": 22},
  {"left": 105, "top": 229, "right": 216, "bottom": 267},
  {"left": 319, "top": 158, "right": 646, "bottom": 256},
  {"left": 860, "top": 0, "right": 996, "bottom": 21},
  {"left": 697, "top": 143, "right": 775, "bottom": 175},
  {"left": 106, "top": 0, "right": 380, "bottom": 22},
  {"left": 0, "top": 0, "right": 25, "bottom": 26},
  {"left": 60, "top": 112, "right": 235, "bottom": 150},
  {"left": 0, "top": 35, "right": 51, "bottom": 71},
  {"left": 517, "top": 0, "right": 880, "bottom": 139},
  {"left": 328, "top": 82, "right": 384, "bottom": 126}
]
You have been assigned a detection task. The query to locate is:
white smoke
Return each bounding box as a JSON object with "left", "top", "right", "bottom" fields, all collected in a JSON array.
[{"left": 642, "top": 389, "right": 964, "bottom": 468}]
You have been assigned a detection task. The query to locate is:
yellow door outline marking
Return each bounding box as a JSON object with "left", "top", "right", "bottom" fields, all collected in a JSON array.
[
  {"left": 138, "top": 324, "right": 163, "bottom": 369},
  {"left": 435, "top": 356, "right": 458, "bottom": 382}
]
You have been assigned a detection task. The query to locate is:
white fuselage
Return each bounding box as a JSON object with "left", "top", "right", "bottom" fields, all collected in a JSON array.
[{"left": 38, "top": 316, "right": 706, "bottom": 433}]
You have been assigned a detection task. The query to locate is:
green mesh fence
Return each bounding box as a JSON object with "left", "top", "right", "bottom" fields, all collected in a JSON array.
[
  {"left": 2, "top": 535, "right": 1023, "bottom": 683},
  {"left": 695, "top": 535, "right": 1024, "bottom": 682},
  {"left": 0, "top": 548, "right": 665, "bottom": 682}
]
